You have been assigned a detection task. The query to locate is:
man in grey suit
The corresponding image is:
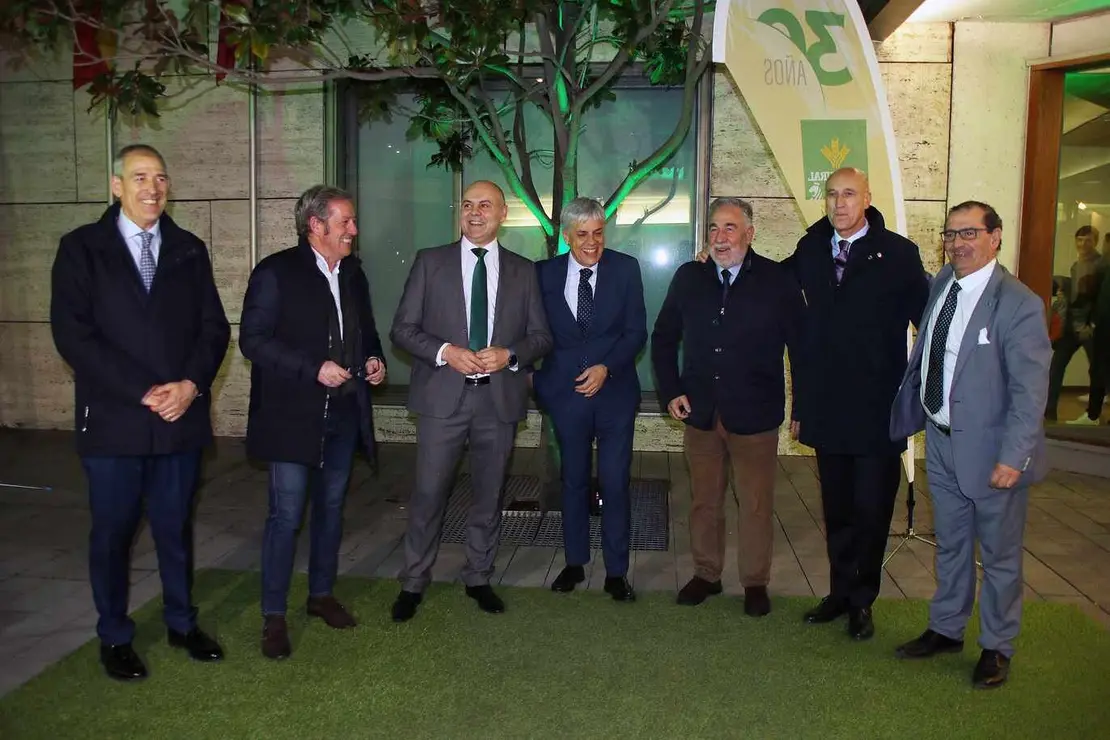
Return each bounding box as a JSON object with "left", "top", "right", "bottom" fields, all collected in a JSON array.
[
  {"left": 389, "top": 180, "right": 552, "bottom": 622},
  {"left": 889, "top": 200, "right": 1051, "bottom": 689}
]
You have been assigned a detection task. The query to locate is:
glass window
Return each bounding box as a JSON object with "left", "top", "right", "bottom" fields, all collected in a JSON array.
[
  {"left": 354, "top": 86, "right": 697, "bottom": 393},
  {"left": 1046, "top": 66, "right": 1110, "bottom": 430}
]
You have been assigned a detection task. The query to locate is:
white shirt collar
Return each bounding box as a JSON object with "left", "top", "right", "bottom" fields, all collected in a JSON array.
[
  {"left": 953, "top": 258, "right": 996, "bottom": 291},
  {"left": 568, "top": 252, "right": 597, "bottom": 274},
  {"left": 831, "top": 220, "right": 869, "bottom": 247},
  {"left": 118, "top": 210, "right": 161, "bottom": 242},
  {"left": 311, "top": 246, "right": 340, "bottom": 275},
  {"left": 462, "top": 236, "right": 499, "bottom": 256}
]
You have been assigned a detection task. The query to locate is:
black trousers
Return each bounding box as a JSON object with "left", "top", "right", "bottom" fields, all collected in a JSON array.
[
  {"left": 815, "top": 451, "right": 902, "bottom": 609},
  {"left": 1046, "top": 331, "right": 1095, "bottom": 419}
]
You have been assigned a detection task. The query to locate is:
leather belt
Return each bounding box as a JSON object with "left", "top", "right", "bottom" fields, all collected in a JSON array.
[{"left": 464, "top": 376, "right": 491, "bottom": 386}]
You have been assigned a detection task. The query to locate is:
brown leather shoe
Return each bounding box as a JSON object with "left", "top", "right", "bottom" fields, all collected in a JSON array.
[
  {"left": 306, "top": 595, "right": 357, "bottom": 629},
  {"left": 261, "top": 615, "right": 291, "bottom": 660}
]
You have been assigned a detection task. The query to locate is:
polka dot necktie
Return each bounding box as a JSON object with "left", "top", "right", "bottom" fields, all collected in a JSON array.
[
  {"left": 577, "top": 267, "right": 594, "bottom": 335},
  {"left": 923, "top": 281, "right": 961, "bottom": 414}
]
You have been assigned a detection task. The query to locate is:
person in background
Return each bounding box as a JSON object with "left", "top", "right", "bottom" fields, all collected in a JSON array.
[{"left": 1048, "top": 226, "right": 1100, "bottom": 424}]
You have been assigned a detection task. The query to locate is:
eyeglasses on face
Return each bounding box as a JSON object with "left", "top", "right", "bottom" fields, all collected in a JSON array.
[{"left": 941, "top": 227, "right": 991, "bottom": 242}]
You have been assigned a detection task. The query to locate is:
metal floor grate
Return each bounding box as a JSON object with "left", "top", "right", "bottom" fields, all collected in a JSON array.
[{"left": 440, "top": 475, "right": 669, "bottom": 551}]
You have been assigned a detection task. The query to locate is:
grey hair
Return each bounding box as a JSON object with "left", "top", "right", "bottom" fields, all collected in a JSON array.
[
  {"left": 295, "top": 185, "right": 353, "bottom": 238},
  {"left": 112, "top": 144, "right": 167, "bottom": 176},
  {"left": 708, "top": 197, "right": 753, "bottom": 224},
  {"left": 560, "top": 197, "right": 606, "bottom": 234}
]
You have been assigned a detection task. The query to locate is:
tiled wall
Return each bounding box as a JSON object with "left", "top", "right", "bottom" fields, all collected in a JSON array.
[{"left": 0, "top": 23, "right": 953, "bottom": 455}]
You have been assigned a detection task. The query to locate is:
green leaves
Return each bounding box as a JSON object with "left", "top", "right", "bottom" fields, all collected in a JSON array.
[{"left": 88, "top": 64, "right": 167, "bottom": 116}]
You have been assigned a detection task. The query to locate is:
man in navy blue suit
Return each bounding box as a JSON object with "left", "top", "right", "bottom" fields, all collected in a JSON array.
[{"left": 533, "top": 197, "right": 647, "bottom": 601}]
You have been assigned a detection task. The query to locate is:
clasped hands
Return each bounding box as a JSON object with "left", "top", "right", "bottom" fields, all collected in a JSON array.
[
  {"left": 443, "top": 345, "right": 512, "bottom": 375},
  {"left": 317, "top": 358, "right": 387, "bottom": 388},
  {"left": 142, "top": 380, "right": 198, "bottom": 424}
]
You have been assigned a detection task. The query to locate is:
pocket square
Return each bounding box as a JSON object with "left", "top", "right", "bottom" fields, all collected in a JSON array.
[{"left": 978, "top": 328, "right": 990, "bottom": 345}]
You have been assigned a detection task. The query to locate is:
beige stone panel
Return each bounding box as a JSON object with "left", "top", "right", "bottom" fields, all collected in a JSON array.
[
  {"left": 875, "top": 23, "right": 952, "bottom": 63},
  {"left": 0, "top": 322, "right": 73, "bottom": 430},
  {"left": 710, "top": 71, "right": 791, "bottom": 199},
  {"left": 0, "top": 82, "right": 77, "bottom": 203},
  {"left": 1049, "top": 13, "right": 1110, "bottom": 57},
  {"left": 905, "top": 200, "right": 947, "bottom": 276},
  {"left": 882, "top": 63, "right": 951, "bottom": 202},
  {"left": 948, "top": 22, "right": 1050, "bottom": 272},
  {"left": 113, "top": 76, "right": 250, "bottom": 200},
  {"left": 164, "top": 201, "right": 212, "bottom": 246},
  {"left": 257, "top": 84, "right": 325, "bottom": 198},
  {"left": 0, "top": 37, "right": 73, "bottom": 83},
  {"left": 209, "top": 199, "right": 298, "bottom": 321},
  {"left": 211, "top": 327, "right": 250, "bottom": 437},
  {"left": 74, "top": 96, "right": 111, "bottom": 203},
  {"left": 0, "top": 204, "right": 105, "bottom": 323}
]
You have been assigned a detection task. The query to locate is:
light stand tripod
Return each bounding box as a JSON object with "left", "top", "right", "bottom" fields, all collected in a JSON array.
[{"left": 884, "top": 453, "right": 935, "bottom": 567}]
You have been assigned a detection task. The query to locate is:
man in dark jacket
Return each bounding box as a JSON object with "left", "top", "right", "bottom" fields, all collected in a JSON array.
[
  {"left": 240, "top": 185, "right": 386, "bottom": 659},
  {"left": 653, "top": 198, "right": 804, "bottom": 617},
  {"left": 789, "top": 167, "right": 929, "bottom": 640},
  {"left": 50, "top": 144, "right": 231, "bottom": 681}
]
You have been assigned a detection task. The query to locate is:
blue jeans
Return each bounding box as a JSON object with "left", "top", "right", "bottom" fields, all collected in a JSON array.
[
  {"left": 260, "top": 403, "right": 359, "bottom": 615},
  {"left": 82, "top": 451, "right": 201, "bottom": 645}
]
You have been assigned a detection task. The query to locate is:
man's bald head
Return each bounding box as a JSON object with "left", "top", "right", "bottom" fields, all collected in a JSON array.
[{"left": 825, "top": 167, "right": 872, "bottom": 237}]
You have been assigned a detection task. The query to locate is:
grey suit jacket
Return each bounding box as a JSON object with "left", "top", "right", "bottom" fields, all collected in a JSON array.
[
  {"left": 890, "top": 263, "right": 1052, "bottom": 493},
  {"left": 390, "top": 240, "right": 552, "bottom": 423}
]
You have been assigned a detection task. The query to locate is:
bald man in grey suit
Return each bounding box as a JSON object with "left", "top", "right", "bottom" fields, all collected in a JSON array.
[
  {"left": 890, "top": 201, "right": 1051, "bottom": 689},
  {"left": 389, "top": 181, "right": 552, "bottom": 622}
]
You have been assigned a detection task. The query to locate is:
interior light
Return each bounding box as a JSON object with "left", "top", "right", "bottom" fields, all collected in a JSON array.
[
  {"left": 1078, "top": 202, "right": 1088, "bottom": 210},
  {"left": 652, "top": 248, "right": 670, "bottom": 267}
]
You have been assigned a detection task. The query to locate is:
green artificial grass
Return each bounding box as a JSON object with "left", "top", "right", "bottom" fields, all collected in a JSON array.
[{"left": 2, "top": 570, "right": 1108, "bottom": 739}]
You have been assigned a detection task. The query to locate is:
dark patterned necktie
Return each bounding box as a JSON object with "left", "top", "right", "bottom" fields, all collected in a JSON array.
[
  {"left": 834, "top": 239, "right": 850, "bottom": 284},
  {"left": 720, "top": 268, "right": 732, "bottom": 313},
  {"left": 138, "top": 231, "right": 156, "bottom": 292},
  {"left": 923, "top": 281, "right": 962, "bottom": 414},
  {"left": 469, "top": 247, "right": 488, "bottom": 351},
  {"left": 577, "top": 267, "right": 594, "bottom": 334}
]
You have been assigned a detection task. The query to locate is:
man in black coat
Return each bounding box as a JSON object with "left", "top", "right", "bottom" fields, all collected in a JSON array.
[
  {"left": 789, "top": 167, "right": 929, "bottom": 640},
  {"left": 240, "top": 185, "right": 386, "bottom": 660},
  {"left": 653, "top": 198, "right": 804, "bottom": 617},
  {"left": 50, "top": 144, "right": 231, "bottom": 681}
]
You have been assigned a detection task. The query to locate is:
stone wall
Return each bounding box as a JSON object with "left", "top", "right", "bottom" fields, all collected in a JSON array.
[{"left": 0, "top": 21, "right": 962, "bottom": 455}]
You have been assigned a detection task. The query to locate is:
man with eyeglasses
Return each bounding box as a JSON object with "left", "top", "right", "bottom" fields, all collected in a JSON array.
[
  {"left": 891, "top": 201, "right": 1050, "bottom": 689},
  {"left": 240, "top": 185, "right": 387, "bottom": 659},
  {"left": 1047, "top": 225, "right": 1101, "bottom": 424}
]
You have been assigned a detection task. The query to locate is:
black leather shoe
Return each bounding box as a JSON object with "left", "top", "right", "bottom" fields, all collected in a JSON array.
[
  {"left": 261, "top": 615, "right": 291, "bottom": 660},
  {"left": 551, "top": 565, "right": 586, "bottom": 593},
  {"left": 803, "top": 596, "right": 848, "bottom": 624},
  {"left": 99, "top": 643, "right": 147, "bottom": 681},
  {"left": 895, "top": 629, "right": 964, "bottom": 659},
  {"left": 972, "top": 649, "right": 1010, "bottom": 689},
  {"left": 391, "top": 590, "right": 423, "bottom": 623},
  {"left": 167, "top": 627, "right": 224, "bottom": 662},
  {"left": 465, "top": 585, "right": 505, "bottom": 614},
  {"left": 848, "top": 607, "right": 874, "bottom": 640},
  {"left": 604, "top": 576, "right": 636, "bottom": 602},
  {"left": 676, "top": 576, "right": 723, "bottom": 606},
  {"left": 743, "top": 586, "right": 771, "bottom": 617}
]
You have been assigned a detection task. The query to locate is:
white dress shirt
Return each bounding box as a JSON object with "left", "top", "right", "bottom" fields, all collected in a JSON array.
[
  {"left": 312, "top": 248, "right": 343, "bottom": 340},
  {"left": 436, "top": 237, "right": 501, "bottom": 375},
  {"left": 920, "top": 259, "right": 997, "bottom": 427},
  {"left": 564, "top": 253, "right": 598, "bottom": 320},
  {"left": 829, "top": 221, "right": 870, "bottom": 256},
  {"left": 117, "top": 212, "right": 162, "bottom": 269}
]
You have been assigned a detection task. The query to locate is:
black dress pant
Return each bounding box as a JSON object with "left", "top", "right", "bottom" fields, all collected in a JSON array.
[{"left": 815, "top": 451, "right": 902, "bottom": 609}]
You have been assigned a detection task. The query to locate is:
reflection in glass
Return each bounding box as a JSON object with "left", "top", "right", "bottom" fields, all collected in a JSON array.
[{"left": 1046, "top": 67, "right": 1110, "bottom": 428}]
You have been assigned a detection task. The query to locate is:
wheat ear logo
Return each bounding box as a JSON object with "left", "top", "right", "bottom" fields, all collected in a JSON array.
[{"left": 821, "top": 138, "right": 850, "bottom": 169}]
